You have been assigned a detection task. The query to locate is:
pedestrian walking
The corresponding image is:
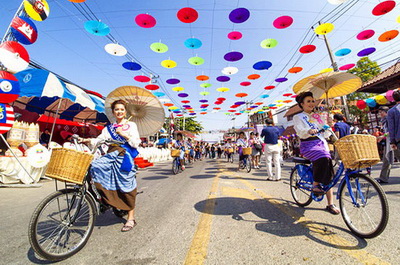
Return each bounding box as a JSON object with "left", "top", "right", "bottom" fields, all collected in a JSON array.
[
  {"left": 248, "top": 132, "right": 262, "bottom": 169},
  {"left": 261, "top": 118, "right": 281, "bottom": 181}
]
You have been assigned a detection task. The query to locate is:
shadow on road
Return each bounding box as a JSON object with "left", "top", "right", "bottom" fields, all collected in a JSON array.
[
  {"left": 190, "top": 174, "right": 215, "bottom": 179},
  {"left": 27, "top": 248, "right": 57, "bottom": 264},
  {"left": 141, "top": 176, "right": 169, "bottom": 180}
]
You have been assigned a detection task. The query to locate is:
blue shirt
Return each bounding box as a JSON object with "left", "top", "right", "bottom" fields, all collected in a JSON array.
[
  {"left": 261, "top": 126, "right": 279, "bottom": 144},
  {"left": 334, "top": 121, "right": 350, "bottom": 139},
  {"left": 387, "top": 103, "right": 400, "bottom": 144}
]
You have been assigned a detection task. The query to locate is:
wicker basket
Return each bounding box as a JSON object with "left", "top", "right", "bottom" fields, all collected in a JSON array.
[
  {"left": 185, "top": 150, "right": 190, "bottom": 155},
  {"left": 334, "top": 134, "right": 380, "bottom": 169},
  {"left": 242, "top": 147, "right": 252, "bottom": 155},
  {"left": 228, "top": 148, "right": 234, "bottom": 153},
  {"left": 171, "top": 149, "right": 181, "bottom": 157},
  {"left": 45, "top": 148, "right": 94, "bottom": 185}
]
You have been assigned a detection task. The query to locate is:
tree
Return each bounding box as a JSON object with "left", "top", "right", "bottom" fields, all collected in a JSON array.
[
  {"left": 175, "top": 117, "right": 203, "bottom": 134},
  {"left": 346, "top": 57, "right": 381, "bottom": 124}
]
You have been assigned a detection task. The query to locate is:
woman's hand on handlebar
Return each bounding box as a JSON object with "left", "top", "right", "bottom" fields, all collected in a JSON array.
[
  {"left": 308, "top": 129, "right": 319, "bottom": 135},
  {"left": 78, "top": 137, "right": 90, "bottom": 144}
]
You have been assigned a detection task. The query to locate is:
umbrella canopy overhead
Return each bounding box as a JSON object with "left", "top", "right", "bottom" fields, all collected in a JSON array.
[{"left": 105, "top": 86, "right": 165, "bottom": 137}]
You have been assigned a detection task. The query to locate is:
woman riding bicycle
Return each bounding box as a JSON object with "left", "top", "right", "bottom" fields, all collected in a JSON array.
[
  {"left": 236, "top": 131, "right": 249, "bottom": 170},
  {"left": 173, "top": 133, "right": 186, "bottom": 170},
  {"left": 293, "top": 92, "right": 340, "bottom": 215},
  {"left": 81, "top": 99, "right": 141, "bottom": 231}
]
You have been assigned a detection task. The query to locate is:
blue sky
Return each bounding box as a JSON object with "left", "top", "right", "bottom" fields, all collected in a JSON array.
[{"left": 1, "top": 0, "right": 399, "bottom": 130}]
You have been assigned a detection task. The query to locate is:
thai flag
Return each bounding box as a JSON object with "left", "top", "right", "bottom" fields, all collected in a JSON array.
[{"left": 0, "top": 103, "right": 15, "bottom": 134}]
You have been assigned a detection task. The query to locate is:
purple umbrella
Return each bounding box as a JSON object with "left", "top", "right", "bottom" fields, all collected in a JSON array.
[
  {"left": 224, "top": 51, "right": 243, "bottom": 62},
  {"left": 357, "top": 47, "right": 376, "bottom": 57},
  {"left": 199, "top": 99, "right": 208, "bottom": 103},
  {"left": 235, "top": 101, "right": 245, "bottom": 105},
  {"left": 166, "top": 78, "right": 180, "bottom": 84},
  {"left": 178, "top": 93, "right": 189, "bottom": 98},
  {"left": 182, "top": 105, "right": 191, "bottom": 108},
  {"left": 229, "top": 8, "right": 250, "bottom": 23},
  {"left": 275, "top": 77, "right": 288, "bottom": 82},
  {"left": 189, "top": 113, "right": 196, "bottom": 116},
  {"left": 216, "top": 76, "right": 231, "bottom": 82}
]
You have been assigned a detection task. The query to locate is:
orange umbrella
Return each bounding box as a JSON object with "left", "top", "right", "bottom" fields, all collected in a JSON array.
[
  {"left": 283, "top": 100, "right": 292, "bottom": 103},
  {"left": 288, "top": 67, "right": 303, "bottom": 73},
  {"left": 235, "top": 93, "right": 248, "bottom": 98},
  {"left": 254, "top": 102, "right": 263, "bottom": 105},
  {"left": 200, "top": 112, "right": 207, "bottom": 115},
  {"left": 248, "top": 74, "right": 260, "bottom": 80},
  {"left": 164, "top": 103, "right": 174, "bottom": 107},
  {"left": 378, "top": 30, "right": 399, "bottom": 42},
  {"left": 196, "top": 75, "right": 209, "bottom": 81}
]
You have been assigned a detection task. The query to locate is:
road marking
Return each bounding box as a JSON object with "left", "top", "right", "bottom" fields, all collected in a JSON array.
[{"left": 184, "top": 167, "right": 221, "bottom": 265}]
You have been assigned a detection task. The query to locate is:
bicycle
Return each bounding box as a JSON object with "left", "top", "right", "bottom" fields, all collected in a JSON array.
[
  {"left": 227, "top": 152, "right": 234, "bottom": 163},
  {"left": 28, "top": 136, "right": 129, "bottom": 261},
  {"left": 239, "top": 155, "right": 251, "bottom": 173},
  {"left": 172, "top": 156, "right": 183, "bottom": 174},
  {"left": 289, "top": 129, "right": 389, "bottom": 238}
]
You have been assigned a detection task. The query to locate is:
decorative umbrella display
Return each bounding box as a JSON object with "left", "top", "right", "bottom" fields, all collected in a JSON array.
[
  {"left": 135, "top": 14, "right": 156, "bottom": 28},
  {"left": 283, "top": 93, "right": 292, "bottom": 97},
  {"left": 235, "top": 93, "right": 248, "bottom": 98},
  {"left": 23, "top": 0, "right": 50, "bottom": 21},
  {"left": 0, "top": 41, "right": 30, "bottom": 73},
  {"left": 177, "top": 7, "right": 199, "bottom": 23},
  {"left": 178, "top": 93, "right": 188, "bottom": 98},
  {"left": 378, "top": 30, "right": 399, "bottom": 42},
  {"left": 188, "top": 56, "right": 204, "bottom": 65},
  {"left": 222, "top": 66, "right": 238, "bottom": 75},
  {"left": 288, "top": 67, "right": 303, "bottom": 73},
  {"left": 314, "top": 23, "right": 334, "bottom": 35},
  {"left": 172, "top": 86, "right": 184, "bottom": 92},
  {"left": 229, "top": 8, "right": 250, "bottom": 23},
  {"left": 319, "top": 68, "right": 333, "bottom": 73},
  {"left": 84, "top": 20, "right": 110, "bottom": 36},
  {"left": 216, "top": 76, "right": 230, "bottom": 82},
  {"left": 166, "top": 78, "right": 180, "bottom": 84},
  {"left": 122, "top": 62, "right": 141, "bottom": 71},
  {"left": 335, "top": 48, "right": 351, "bottom": 56},
  {"left": 339, "top": 63, "right": 355, "bottom": 71},
  {"left": 357, "top": 47, "right": 376, "bottom": 57},
  {"left": 153, "top": 92, "right": 165, "bottom": 97},
  {"left": 0, "top": 71, "right": 20, "bottom": 104},
  {"left": 216, "top": 87, "right": 230, "bottom": 92},
  {"left": 273, "top": 16, "right": 293, "bottom": 29},
  {"left": 11, "top": 16, "right": 38, "bottom": 45},
  {"left": 240, "top": 81, "right": 251, "bottom": 86},
  {"left": 299, "top": 44, "right": 316, "bottom": 53},
  {"left": 264, "top": 85, "right": 275, "bottom": 90},
  {"left": 260, "top": 38, "right": 278, "bottom": 49},
  {"left": 228, "top": 31, "right": 242, "bottom": 40},
  {"left": 253, "top": 61, "right": 272, "bottom": 70},
  {"left": 356, "top": 29, "right": 375, "bottom": 40},
  {"left": 260, "top": 94, "right": 270, "bottom": 98},
  {"left": 105, "top": 43, "right": 127, "bottom": 56},
  {"left": 372, "top": 1, "right": 396, "bottom": 16},
  {"left": 145, "top": 84, "right": 159, "bottom": 91},
  {"left": 134, "top": 75, "right": 151, "bottom": 82},
  {"left": 161, "top": 59, "right": 177, "bottom": 68},
  {"left": 224, "top": 51, "right": 243, "bottom": 62},
  {"left": 150, "top": 42, "right": 168, "bottom": 53},
  {"left": 200, "top": 83, "right": 211, "bottom": 88},
  {"left": 248, "top": 74, "right": 260, "bottom": 80},
  {"left": 196, "top": 75, "right": 209, "bottom": 81},
  {"left": 105, "top": 86, "right": 165, "bottom": 137},
  {"left": 275, "top": 77, "right": 288, "bottom": 82},
  {"left": 199, "top": 91, "right": 210, "bottom": 96},
  {"left": 184, "top": 38, "right": 202, "bottom": 49}
]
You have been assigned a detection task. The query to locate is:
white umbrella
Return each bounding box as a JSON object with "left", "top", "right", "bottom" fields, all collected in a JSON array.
[{"left": 105, "top": 43, "right": 127, "bottom": 56}]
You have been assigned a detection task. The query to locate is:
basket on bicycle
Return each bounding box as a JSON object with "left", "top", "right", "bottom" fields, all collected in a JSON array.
[
  {"left": 185, "top": 150, "right": 190, "bottom": 155},
  {"left": 228, "top": 148, "right": 234, "bottom": 153},
  {"left": 45, "top": 148, "right": 94, "bottom": 185},
  {"left": 242, "top": 147, "right": 252, "bottom": 155},
  {"left": 334, "top": 134, "right": 380, "bottom": 169},
  {"left": 171, "top": 149, "right": 181, "bottom": 157}
]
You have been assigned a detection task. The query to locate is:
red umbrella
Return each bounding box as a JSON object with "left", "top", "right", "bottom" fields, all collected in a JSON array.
[
  {"left": 200, "top": 112, "right": 207, "bottom": 115},
  {"left": 145, "top": 84, "right": 159, "bottom": 90},
  {"left": 217, "top": 97, "right": 226, "bottom": 101},
  {"left": 230, "top": 105, "right": 239, "bottom": 108},
  {"left": 288, "top": 67, "right": 303, "bottom": 73},
  {"left": 228, "top": 110, "right": 236, "bottom": 112},
  {"left": 264, "top": 85, "right": 275, "bottom": 90},
  {"left": 213, "top": 107, "right": 221, "bottom": 110},
  {"left": 357, "top": 29, "right": 375, "bottom": 40},
  {"left": 248, "top": 74, "right": 260, "bottom": 80},
  {"left": 235, "top": 113, "right": 241, "bottom": 115},
  {"left": 254, "top": 102, "right": 263, "bottom": 105},
  {"left": 372, "top": 1, "right": 396, "bottom": 16},
  {"left": 135, "top": 14, "right": 156, "bottom": 28},
  {"left": 299, "top": 45, "right": 316, "bottom": 54},
  {"left": 240, "top": 81, "right": 251, "bottom": 86},
  {"left": 283, "top": 93, "right": 292, "bottom": 97},
  {"left": 177, "top": 7, "right": 198, "bottom": 23}
]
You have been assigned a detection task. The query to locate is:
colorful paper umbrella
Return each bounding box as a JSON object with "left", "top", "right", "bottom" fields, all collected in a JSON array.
[
  {"left": 335, "top": 48, "right": 351, "bottom": 56},
  {"left": 356, "top": 100, "right": 367, "bottom": 110},
  {"left": 264, "top": 86, "right": 275, "bottom": 90},
  {"left": 269, "top": 104, "right": 276, "bottom": 107},
  {"left": 196, "top": 75, "right": 209, "bottom": 81},
  {"left": 23, "top": 0, "right": 49, "bottom": 21},
  {"left": 164, "top": 103, "right": 174, "bottom": 107},
  {"left": 273, "top": 15, "right": 293, "bottom": 29},
  {"left": 299, "top": 45, "right": 316, "bottom": 53},
  {"left": 386, "top": 90, "right": 395, "bottom": 102},
  {"left": 218, "top": 97, "right": 226, "bottom": 101},
  {"left": 0, "top": 71, "right": 20, "bottom": 104},
  {"left": 222, "top": 67, "right": 239, "bottom": 75},
  {"left": 224, "top": 51, "right": 243, "bottom": 62},
  {"left": 291, "top": 95, "right": 297, "bottom": 98},
  {"left": 11, "top": 16, "right": 38, "bottom": 45},
  {"left": 215, "top": 101, "right": 223, "bottom": 105},
  {"left": 122, "top": 62, "right": 141, "bottom": 71},
  {"left": 199, "top": 91, "right": 210, "bottom": 96},
  {"left": 84, "top": 20, "right": 110, "bottom": 36},
  {"left": 182, "top": 105, "right": 191, "bottom": 108},
  {"left": 150, "top": 42, "right": 168, "bottom": 53},
  {"left": 397, "top": 15, "right": 400, "bottom": 23},
  {"left": 248, "top": 74, "right": 260, "bottom": 80},
  {"left": 356, "top": 29, "right": 375, "bottom": 40},
  {"left": 200, "top": 83, "right": 212, "bottom": 88},
  {"left": 200, "top": 104, "right": 209, "bottom": 107},
  {"left": 283, "top": 93, "right": 292, "bottom": 97},
  {"left": 228, "top": 110, "right": 236, "bottom": 112},
  {"left": 188, "top": 56, "right": 204, "bottom": 65},
  {"left": 320, "top": 68, "right": 333, "bottom": 73},
  {"left": 166, "top": 78, "right": 180, "bottom": 84},
  {"left": 235, "top": 93, "right": 248, "bottom": 98},
  {"left": 177, "top": 7, "right": 198, "bottom": 23},
  {"left": 229, "top": 8, "right": 250, "bottom": 23},
  {"left": 199, "top": 99, "right": 208, "bottom": 103},
  {"left": 260, "top": 38, "right": 278, "bottom": 48},
  {"left": 0, "top": 41, "right": 29, "bottom": 73},
  {"left": 375, "top": 95, "right": 388, "bottom": 105},
  {"left": 366, "top": 98, "right": 376, "bottom": 107},
  {"left": 216, "top": 87, "right": 230, "bottom": 92},
  {"left": 181, "top": 100, "right": 190, "bottom": 103},
  {"left": 135, "top": 14, "right": 156, "bottom": 28},
  {"left": 134, "top": 75, "right": 151, "bottom": 82},
  {"left": 339, "top": 63, "right": 355, "bottom": 71},
  {"left": 228, "top": 31, "right": 242, "bottom": 40},
  {"left": 184, "top": 38, "right": 202, "bottom": 49},
  {"left": 178, "top": 93, "right": 189, "bottom": 98},
  {"left": 145, "top": 84, "right": 159, "bottom": 91},
  {"left": 314, "top": 23, "right": 334, "bottom": 35},
  {"left": 253, "top": 61, "right": 272, "bottom": 70},
  {"left": 240, "top": 81, "right": 251, "bottom": 86},
  {"left": 378, "top": 30, "right": 399, "bottom": 42},
  {"left": 213, "top": 107, "right": 221, "bottom": 110},
  {"left": 357, "top": 47, "right": 376, "bottom": 57},
  {"left": 169, "top": 106, "right": 179, "bottom": 110},
  {"left": 216, "top": 76, "right": 230, "bottom": 82},
  {"left": 153, "top": 92, "right": 165, "bottom": 97},
  {"left": 161, "top": 59, "right": 177, "bottom": 68},
  {"left": 254, "top": 102, "right": 263, "bottom": 105},
  {"left": 172, "top": 86, "right": 184, "bottom": 92},
  {"left": 372, "top": 1, "right": 395, "bottom": 16},
  {"left": 260, "top": 94, "right": 269, "bottom": 98},
  {"left": 275, "top": 77, "right": 288, "bottom": 82},
  {"left": 200, "top": 112, "right": 207, "bottom": 115},
  {"left": 0, "top": 103, "right": 14, "bottom": 134},
  {"left": 159, "top": 98, "right": 170, "bottom": 103},
  {"left": 288, "top": 67, "right": 303, "bottom": 73},
  {"left": 105, "top": 43, "right": 127, "bottom": 56},
  {"left": 235, "top": 101, "right": 245, "bottom": 105},
  {"left": 284, "top": 100, "right": 293, "bottom": 103}
]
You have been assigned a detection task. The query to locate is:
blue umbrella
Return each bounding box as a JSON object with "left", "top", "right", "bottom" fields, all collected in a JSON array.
[
  {"left": 122, "top": 62, "right": 142, "bottom": 71},
  {"left": 184, "top": 38, "right": 202, "bottom": 49},
  {"left": 335, "top": 48, "right": 351, "bottom": 57},
  {"left": 153, "top": 92, "right": 165, "bottom": 97},
  {"left": 84, "top": 20, "right": 110, "bottom": 36},
  {"left": 260, "top": 94, "right": 270, "bottom": 98},
  {"left": 253, "top": 61, "right": 272, "bottom": 70}
]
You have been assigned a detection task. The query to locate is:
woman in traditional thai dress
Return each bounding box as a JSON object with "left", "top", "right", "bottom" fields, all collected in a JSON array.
[{"left": 293, "top": 92, "right": 340, "bottom": 215}]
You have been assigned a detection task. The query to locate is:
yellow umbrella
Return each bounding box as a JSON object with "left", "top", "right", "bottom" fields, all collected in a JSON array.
[
  {"left": 172, "top": 86, "right": 184, "bottom": 92},
  {"left": 319, "top": 68, "right": 333, "bottom": 73},
  {"left": 105, "top": 86, "right": 165, "bottom": 137},
  {"left": 275, "top": 100, "right": 283, "bottom": 103},
  {"left": 168, "top": 106, "right": 179, "bottom": 110},
  {"left": 293, "top": 72, "right": 362, "bottom": 100},
  {"left": 161, "top": 59, "right": 177, "bottom": 68},
  {"left": 314, "top": 23, "right": 334, "bottom": 35},
  {"left": 216, "top": 87, "right": 230, "bottom": 92}
]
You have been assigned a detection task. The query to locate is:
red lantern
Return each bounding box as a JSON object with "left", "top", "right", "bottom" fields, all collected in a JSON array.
[{"left": 356, "top": 100, "right": 367, "bottom": 110}]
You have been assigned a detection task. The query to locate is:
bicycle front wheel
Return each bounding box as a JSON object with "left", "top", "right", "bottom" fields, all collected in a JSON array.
[
  {"left": 245, "top": 157, "right": 251, "bottom": 173},
  {"left": 229, "top": 154, "right": 234, "bottom": 163},
  {"left": 289, "top": 167, "right": 313, "bottom": 207},
  {"left": 28, "top": 189, "right": 96, "bottom": 261},
  {"left": 339, "top": 173, "right": 389, "bottom": 238},
  {"left": 172, "top": 158, "right": 180, "bottom": 175}
]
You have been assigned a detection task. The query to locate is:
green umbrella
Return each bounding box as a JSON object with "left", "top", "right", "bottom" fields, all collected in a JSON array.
[
  {"left": 200, "top": 83, "right": 212, "bottom": 88},
  {"left": 260, "top": 38, "right": 278, "bottom": 49},
  {"left": 199, "top": 91, "right": 210, "bottom": 96},
  {"left": 150, "top": 42, "right": 168, "bottom": 53},
  {"left": 188, "top": 56, "right": 205, "bottom": 66}
]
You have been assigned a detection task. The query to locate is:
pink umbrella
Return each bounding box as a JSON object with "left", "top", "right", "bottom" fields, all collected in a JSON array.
[
  {"left": 135, "top": 14, "right": 156, "bottom": 28},
  {"left": 357, "top": 29, "right": 375, "bottom": 40},
  {"left": 134, "top": 75, "right": 151, "bottom": 82},
  {"left": 273, "top": 16, "right": 293, "bottom": 29},
  {"left": 228, "top": 31, "right": 242, "bottom": 40},
  {"left": 339, "top": 63, "right": 355, "bottom": 71},
  {"left": 240, "top": 81, "right": 251, "bottom": 86}
]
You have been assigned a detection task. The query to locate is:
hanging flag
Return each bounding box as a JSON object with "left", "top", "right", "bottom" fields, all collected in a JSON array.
[
  {"left": 0, "top": 71, "right": 20, "bottom": 104},
  {"left": 10, "top": 16, "right": 38, "bottom": 45},
  {"left": 0, "top": 103, "right": 15, "bottom": 134}
]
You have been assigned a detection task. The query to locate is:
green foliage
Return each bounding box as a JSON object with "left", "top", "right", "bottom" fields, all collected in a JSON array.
[{"left": 175, "top": 117, "right": 203, "bottom": 134}]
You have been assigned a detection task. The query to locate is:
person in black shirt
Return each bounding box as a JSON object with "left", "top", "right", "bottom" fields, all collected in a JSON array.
[{"left": 40, "top": 129, "right": 50, "bottom": 147}]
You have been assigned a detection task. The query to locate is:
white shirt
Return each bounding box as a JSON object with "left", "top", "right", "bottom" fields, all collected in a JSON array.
[
  {"left": 91, "top": 121, "right": 141, "bottom": 148},
  {"left": 236, "top": 138, "right": 248, "bottom": 147}
]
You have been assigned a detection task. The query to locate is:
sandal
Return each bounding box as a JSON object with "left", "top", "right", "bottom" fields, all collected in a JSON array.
[
  {"left": 121, "top": 219, "right": 137, "bottom": 232},
  {"left": 326, "top": 204, "right": 341, "bottom": 215},
  {"left": 312, "top": 184, "right": 325, "bottom": 195}
]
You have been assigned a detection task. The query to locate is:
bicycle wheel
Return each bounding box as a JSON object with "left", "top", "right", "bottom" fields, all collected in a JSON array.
[
  {"left": 172, "top": 158, "right": 180, "bottom": 175},
  {"left": 290, "top": 167, "right": 313, "bottom": 207},
  {"left": 29, "top": 189, "right": 96, "bottom": 261},
  {"left": 229, "top": 154, "right": 234, "bottom": 163},
  {"left": 245, "top": 157, "right": 251, "bottom": 173},
  {"left": 339, "top": 173, "right": 389, "bottom": 238}
]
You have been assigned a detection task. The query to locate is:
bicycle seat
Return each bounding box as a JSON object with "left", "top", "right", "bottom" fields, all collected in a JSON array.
[{"left": 292, "top": 157, "right": 311, "bottom": 164}]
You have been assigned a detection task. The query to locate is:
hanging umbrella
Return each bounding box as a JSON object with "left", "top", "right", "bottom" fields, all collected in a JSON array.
[
  {"left": 150, "top": 42, "right": 168, "bottom": 53},
  {"left": 273, "top": 16, "right": 293, "bottom": 29},
  {"left": 299, "top": 45, "right": 316, "bottom": 54},
  {"left": 135, "top": 14, "right": 156, "bottom": 28},
  {"left": 122, "top": 62, "right": 141, "bottom": 71},
  {"left": 283, "top": 93, "right": 292, "bottom": 97},
  {"left": 216, "top": 76, "right": 230, "bottom": 82},
  {"left": 224, "top": 51, "right": 243, "bottom": 62},
  {"left": 199, "top": 91, "right": 210, "bottom": 96},
  {"left": 356, "top": 29, "right": 375, "bottom": 40},
  {"left": 0, "top": 41, "right": 30, "bottom": 73},
  {"left": 260, "top": 39, "right": 278, "bottom": 49},
  {"left": 23, "top": 0, "right": 50, "bottom": 21},
  {"left": 275, "top": 77, "right": 288, "bottom": 82},
  {"left": 153, "top": 92, "right": 165, "bottom": 97},
  {"left": 184, "top": 38, "right": 202, "bottom": 49},
  {"left": 161, "top": 59, "right": 177, "bottom": 68},
  {"left": 240, "top": 81, "right": 251, "bottom": 86},
  {"left": 372, "top": 1, "right": 396, "bottom": 16},
  {"left": 177, "top": 7, "right": 199, "bottom": 23},
  {"left": 229, "top": 8, "right": 250, "bottom": 23},
  {"left": 200, "top": 83, "right": 211, "bottom": 88},
  {"left": 314, "top": 23, "right": 334, "bottom": 35},
  {"left": 105, "top": 86, "right": 165, "bottom": 137},
  {"left": 188, "top": 56, "right": 204, "bottom": 65},
  {"left": 133, "top": 75, "right": 150, "bottom": 83},
  {"left": 248, "top": 74, "right": 260, "bottom": 80},
  {"left": 216, "top": 87, "right": 230, "bottom": 92},
  {"left": 11, "top": 16, "right": 38, "bottom": 45},
  {"left": 235, "top": 93, "right": 248, "bottom": 98},
  {"left": 0, "top": 71, "right": 20, "bottom": 104},
  {"left": 228, "top": 31, "right": 242, "bottom": 40},
  {"left": 145, "top": 84, "right": 159, "bottom": 91},
  {"left": 319, "top": 68, "right": 333, "bottom": 73},
  {"left": 339, "top": 63, "right": 355, "bottom": 71},
  {"left": 105, "top": 43, "right": 127, "bottom": 56},
  {"left": 84, "top": 20, "right": 110, "bottom": 36},
  {"left": 292, "top": 72, "right": 362, "bottom": 101},
  {"left": 378, "top": 30, "right": 399, "bottom": 42},
  {"left": 196, "top": 75, "right": 209, "bottom": 81},
  {"left": 253, "top": 61, "right": 272, "bottom": 70},
  {"left": 166, "top": 78, "right": 180, "bottom": 84},
  {"left": 260, "top": 94, "right": 269, "bottom": 99},
  {"left": 357, "top": 47, "right": 376, "bottom": 57},
  {"left": 178, "top": 93, "right": 188, "bottom": 98},
  {"left": 335, "top": 48, "right": 351, "bottom": 56},
  {"left": 264, "top": 85, "right": 275, "bottom": 90},
  {"left": 181, "top": 100, "right": 190, "bottom": 103},
  {"left": 222, "top": 66, "right": 238, "bottom": 75},
  {"left": 288, "top": 67, "right": 303, "bottom": 73},
  {"left": 172, "top": 86, "right": 184, "bottom": 92},
  {"left": 217, "top": 97, "right": 226, "bottom": 101}
]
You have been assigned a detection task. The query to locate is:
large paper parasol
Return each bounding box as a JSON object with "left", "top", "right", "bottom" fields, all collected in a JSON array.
[
  {"left": 293, "top": 72, "right": 362, "bottom": 102},
  {"left": 105, "top": 86, "right": 165, "bottom": 137}
]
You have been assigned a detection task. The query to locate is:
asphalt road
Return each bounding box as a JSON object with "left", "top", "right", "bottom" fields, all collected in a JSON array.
[{"left": 0, "top": 156, "right": 399, "bottom": 265}]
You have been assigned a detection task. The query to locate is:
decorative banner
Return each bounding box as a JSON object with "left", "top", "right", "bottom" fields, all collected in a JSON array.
[
  {"left": 0, "top": 103, "right": 14, "bottom": 134},
  {"left": 0, "top": 71, "right": 20, "bottom": 104},
  {"left": 11, "top": 16, "right": 38, "bottom": 45},
  {"left": 23, "top": 0, "right": 50, "bottom": 21},
  {"left": 0, "top": 41, "right": 30, "bottom": 73}
]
